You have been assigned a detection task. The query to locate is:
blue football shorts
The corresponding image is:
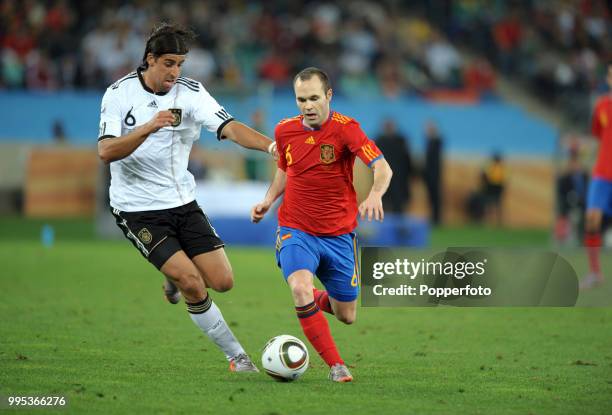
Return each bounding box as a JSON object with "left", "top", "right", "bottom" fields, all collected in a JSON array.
[
  {"left": 586, "top": 177, "right": 612, "bottom": 215},
  {"left": 275, "top": 226, "right": 360, "bottom": 302}
]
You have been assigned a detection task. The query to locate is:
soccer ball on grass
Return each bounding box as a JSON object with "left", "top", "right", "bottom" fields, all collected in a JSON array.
[{"left": 261, "top": 335, "right": 309, "bottom": 381}]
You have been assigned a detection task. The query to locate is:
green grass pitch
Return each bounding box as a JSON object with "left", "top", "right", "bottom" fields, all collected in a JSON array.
[{"left": 1, "top": 219, "right": 611, "bottom": 414}]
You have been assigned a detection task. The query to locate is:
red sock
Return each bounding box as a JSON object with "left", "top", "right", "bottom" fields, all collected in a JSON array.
[
  {"left": 296, "top": 302, "right": 343, "bottom": 367},
  {"left": 584, "top": 233, "right": 601, "bottom": 274},
  {"left": 313, "top": 288, "right": 333, "bottom": 314}
]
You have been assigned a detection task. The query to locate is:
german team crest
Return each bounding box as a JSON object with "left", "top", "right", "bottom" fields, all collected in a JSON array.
[
  {"left": 138, "top": 228, "right": 153, "bottom": 244},
  {"left": 320, "top": 144, "right": 335, "bottom": 164},
  {"left": 169, "top": 108, "right": 182, "bottom": 127}
]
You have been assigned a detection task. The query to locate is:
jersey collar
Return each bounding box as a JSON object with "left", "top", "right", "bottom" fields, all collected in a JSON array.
[
  {"left": 302, "top": 110, "right": 333, "bottom": 131},
  {"left": 137, "top": 67, "right": 170, "bottom": 96}
]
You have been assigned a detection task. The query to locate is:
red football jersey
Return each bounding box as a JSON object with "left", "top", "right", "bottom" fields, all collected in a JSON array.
[
  {"left": 591, "top": 95, "right": 612, "bottom": 180},
  {"left": 275, "top": 111, "right": 383, "bottom": 236}
]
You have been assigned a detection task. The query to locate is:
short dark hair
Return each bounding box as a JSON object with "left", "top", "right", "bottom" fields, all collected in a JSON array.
[
  {"left": 141, "top": 23, "right": 196, "bottom": 68},
  {"left": 294, "top": 67, "right": 331, "bottom": 93}
]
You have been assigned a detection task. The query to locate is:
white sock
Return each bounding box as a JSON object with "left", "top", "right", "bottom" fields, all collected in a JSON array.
[{"left": 187, "top": 296, "right": 245, "bottom": 360}]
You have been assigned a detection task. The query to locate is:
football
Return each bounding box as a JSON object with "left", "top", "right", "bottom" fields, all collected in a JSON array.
[{"left": 261, "top": 335, "right": 309, "bottom": 381}]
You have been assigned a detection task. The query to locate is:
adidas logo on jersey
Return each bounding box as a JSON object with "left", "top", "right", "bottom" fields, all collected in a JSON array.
[
  {"left": 305, "top": 136, "right": 315, "bottom": 144},
  {"left": 147, "top": 101, "right": 158, "bottom": 108}
]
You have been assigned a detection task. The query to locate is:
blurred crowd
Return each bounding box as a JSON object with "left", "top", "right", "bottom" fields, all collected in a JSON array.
[
  {"left": 446, "top": 0, "right": 611, "bottom": 124},
  {"left": 1, "top": 0, "right": 494, "bottom": 97},
  {"left": 1, "top": 0, "right": 609, "bottom": 121}
]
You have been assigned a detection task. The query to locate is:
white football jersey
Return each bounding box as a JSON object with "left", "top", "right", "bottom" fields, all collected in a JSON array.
[{"left": 98, "top": 69, "right": 233, "bottom": 212}]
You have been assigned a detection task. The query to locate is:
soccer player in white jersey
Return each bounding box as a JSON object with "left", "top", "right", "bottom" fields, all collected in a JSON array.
[{"left": 97, "top": 23, "right": 276, "bottom": 372}]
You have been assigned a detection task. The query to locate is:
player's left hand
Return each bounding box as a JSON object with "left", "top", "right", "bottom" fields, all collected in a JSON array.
[
  {"left": 359, "top": 195, "right": 384, "bottom": 222},
  {"left": 251, "top": 201, "right": 271, "bottom": 223}
]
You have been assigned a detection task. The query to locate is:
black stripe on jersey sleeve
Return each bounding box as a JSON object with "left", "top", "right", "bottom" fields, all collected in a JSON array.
[
  {"left": 216, "top": 118, "right": 235, "bottom": 140},
  {"left": 98, "top": 134, "right": 117, "bottom": 142},
  {"left": 178, "top": 77, "right": 199, "bottom": 87},
  {"left": 176, "top": 80, "right": 199, "bottom": 92}
]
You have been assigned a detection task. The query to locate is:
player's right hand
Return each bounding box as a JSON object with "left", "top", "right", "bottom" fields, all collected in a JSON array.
[
  {"left": 146, "top": 111, "right": 176, "bottom": 133},
  {"left": 268, "top": 142, "right": 279, "bottom": 161},
  {"left": 251, "top": 202, "right": 270, "bottom": 223}
]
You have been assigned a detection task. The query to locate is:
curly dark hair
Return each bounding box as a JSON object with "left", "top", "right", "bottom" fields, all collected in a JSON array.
[{"left": 140, "top": 23, "right": 196, "bottom": 68}]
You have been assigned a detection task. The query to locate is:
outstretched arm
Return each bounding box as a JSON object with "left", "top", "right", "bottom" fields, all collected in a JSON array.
[
  {"left": 98, "top": 111, "right": 176, "bottom": 164},
  {"left": 358, "top": 158, "right": 393, "bottom": 221},
  {"left": 251, "top": 168, "right": 287, "bottom": 223},
  {"left": 220, "top": 120, "right": 277, "bottom": 156}
]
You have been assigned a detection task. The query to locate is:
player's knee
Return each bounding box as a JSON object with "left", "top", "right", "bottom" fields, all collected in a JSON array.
[
  {"left": 337, "top": 312, "right": 356, "bottom": 325},
  {"left": 292, "top": 283, "right": 311, "bottom": 299},
  {"left": 290, "top": 281, "right": 313, "bottom": 303},
  {"left": 211, "top": 276, "right": 234, "bottom": 293}
]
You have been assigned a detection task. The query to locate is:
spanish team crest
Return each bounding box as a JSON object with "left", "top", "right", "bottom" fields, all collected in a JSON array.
[
  {"left": 320, "top": 144, "right": 335, "bottom": 164},
  {"left": 169, "top": 108, "right": 182, "bottom": 127},
  {"left": 138, "top": 228, "right": 153, "bottom": 244}
]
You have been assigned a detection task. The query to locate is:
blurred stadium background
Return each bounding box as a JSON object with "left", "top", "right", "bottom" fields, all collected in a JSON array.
[{"left": 0, "top": 0, "right": 610, "bottom": 248}]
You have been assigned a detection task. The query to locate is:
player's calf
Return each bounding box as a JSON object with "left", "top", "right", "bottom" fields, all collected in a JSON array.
[
  {"left": 161, "top": 253, "right": 208, "bottom": 302},
  {"left": 192, "top": 249, "right": 235, "bottom": 293},
  {"left": 165, "top": 270, "right": 206, "bottom": 303}
]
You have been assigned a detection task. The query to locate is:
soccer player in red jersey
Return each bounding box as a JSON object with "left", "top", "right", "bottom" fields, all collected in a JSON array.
[
  {"left": 251, "top": 67, "right": 393, "bottom": 382},
  {"left": 581, "top": 63, "right": 612, "bottom": 289}
]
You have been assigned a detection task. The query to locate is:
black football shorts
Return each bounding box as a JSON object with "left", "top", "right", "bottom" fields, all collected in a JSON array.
[{"left": 111, "top": 200, "right": 225, "bottom": 269}]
